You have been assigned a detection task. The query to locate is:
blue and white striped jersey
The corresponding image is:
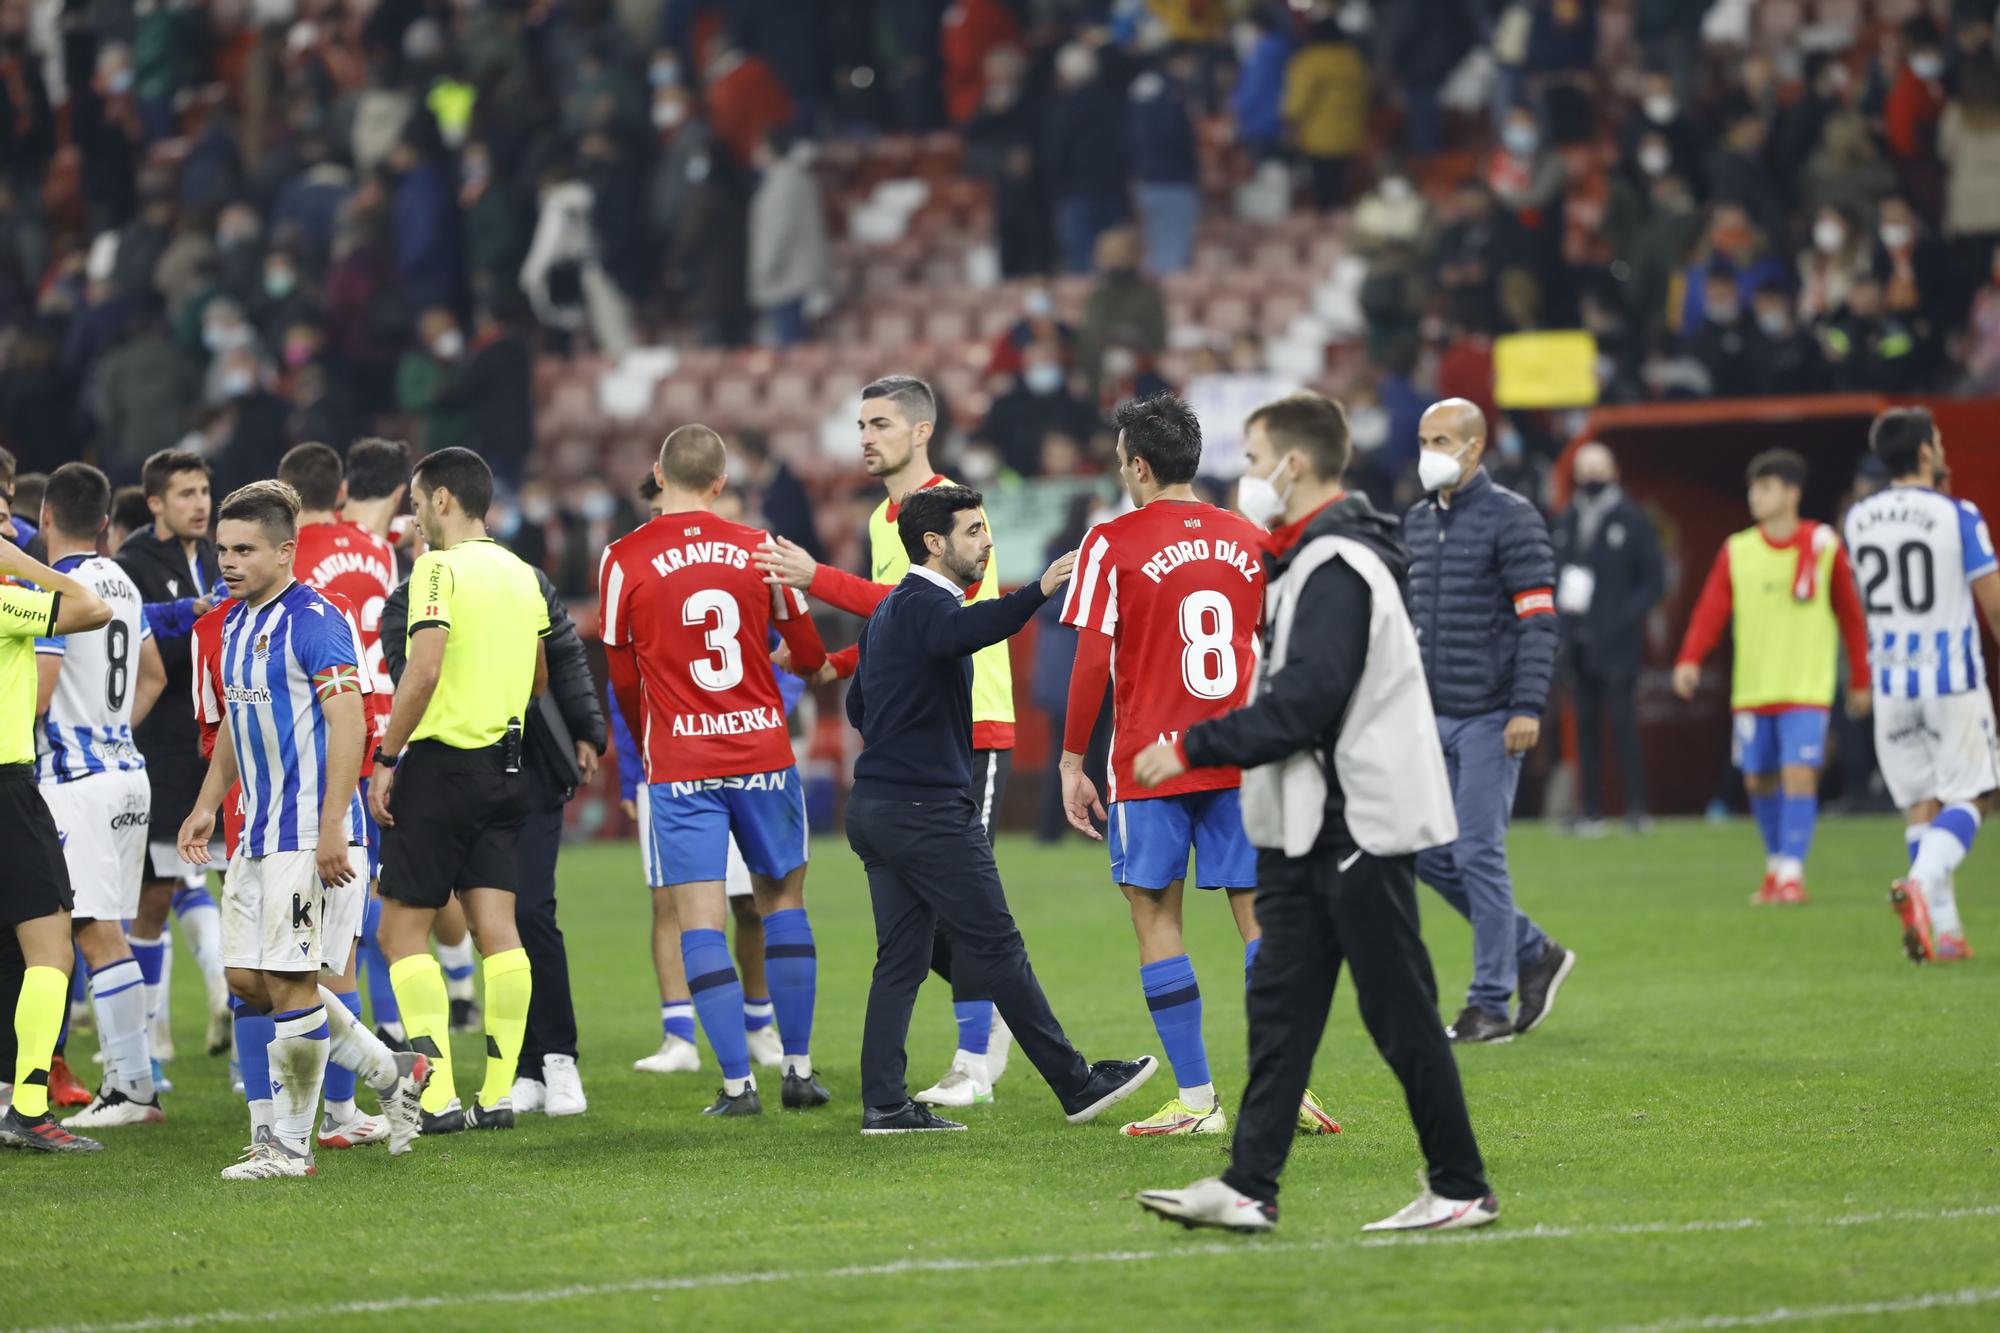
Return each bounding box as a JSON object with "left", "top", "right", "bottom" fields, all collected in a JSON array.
[
  {"left": 1843, "top": 485, "right": 1998, "bottom": 698},
  {"left": 35, "top": 554, "right": 150, "bottom": 784},
  {"left": 219, "top": 580, "right": 371, "bottom": 856}
]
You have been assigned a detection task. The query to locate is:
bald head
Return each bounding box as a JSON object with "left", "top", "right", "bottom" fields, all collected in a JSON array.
[
  {"left": 1417, "top": 397, "right": 1486, "bottom": 494},
  {"left": 1573, "top": 442, "right": 1617, "bottom": 486}
]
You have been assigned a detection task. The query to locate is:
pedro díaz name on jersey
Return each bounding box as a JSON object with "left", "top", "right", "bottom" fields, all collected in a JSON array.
[{"left": 1137, "top": 533, "right": 1264, "bottom": 586}]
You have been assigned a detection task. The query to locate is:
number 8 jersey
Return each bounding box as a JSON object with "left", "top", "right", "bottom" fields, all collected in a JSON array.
[
  {"left": 35, "top": 553, "right": 149, "bottom": 783},
  {"left": 1843, "top": 485, "right": 1998, "bottom": 698},
  {"left": 600, "top": 511, "right": 828, "bottom": 783},
  {"left": 1060, "top": 500, "right": 1267, "bottom": 802}
]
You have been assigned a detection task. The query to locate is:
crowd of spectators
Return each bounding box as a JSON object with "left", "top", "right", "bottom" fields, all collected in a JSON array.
[{"left": 8, "top": 0, "right": 2000, "bottom": 547}]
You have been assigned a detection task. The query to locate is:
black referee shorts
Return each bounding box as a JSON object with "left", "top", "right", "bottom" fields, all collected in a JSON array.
[
  {"left": 1, "top": 764, "right": 75, "bottom": 929},
  {"left": 377, "top": 741, "right": 529, "bottom": 909}
]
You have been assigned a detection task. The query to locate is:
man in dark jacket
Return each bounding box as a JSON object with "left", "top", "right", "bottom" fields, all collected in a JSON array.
[
  {"left": 382, "top": 555, "right": 606, "bottom": 1117},
  {"left": 115, "top": 449, "right": 221, "bottom": 1035},
  {"left": 1552, "top": 443, "right": 1665, "bottom": 834},
  {"left": 844, "top": 484, "right": 1156, "bottom": 1134},
  {"left": 1404, "top": 399, "right": 1576, "bottom": 1045},
  {"left": 1045, "top": 42, "right": 1129, "bottom": 275},
  {"left": 431, "top": 302, "right": 537, "bottom": 490},
  {"left": 1132, "top": 392, "right": 1494, "bottom": 1236}
]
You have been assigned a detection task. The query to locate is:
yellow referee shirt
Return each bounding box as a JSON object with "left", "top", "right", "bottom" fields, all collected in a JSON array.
[
  {"left": 407, "top": 539, "right": 550, "bottom": 749},
  {"left": 0, "top": 582, "right": 58, "bottom": 766}
]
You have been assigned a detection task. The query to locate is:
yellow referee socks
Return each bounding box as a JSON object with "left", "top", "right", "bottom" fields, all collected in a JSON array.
[
  {"left": 390, "top": 953, "right": 455, "bottom": 1114},
  {"left": 12, "top": 965, "right": 68, "bottom": 1119},
  {"left": 478, "top": 948, "right": 533, "bottom": 1109}
]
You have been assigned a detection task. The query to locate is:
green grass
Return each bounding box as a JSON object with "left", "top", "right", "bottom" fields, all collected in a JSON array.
[{"left": 5, "top": 817, "right": 1999, "bottom": 1331}]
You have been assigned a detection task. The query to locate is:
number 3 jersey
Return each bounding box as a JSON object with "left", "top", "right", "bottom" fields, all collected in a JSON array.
[
  {"left": 1843, "top": 485, "right": 1997, "bottom": 698},
  {"left": 35, "top": 554, "right": 149, "bottom": 783},
  {"left": 1060, "top": 499, "right": 1267, "bottom": 802},
  {"left": 600, "top": 512, "right": 828, "bottom": 784}
]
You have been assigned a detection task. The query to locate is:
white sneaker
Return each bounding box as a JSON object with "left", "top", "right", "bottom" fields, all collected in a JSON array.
[
  {"left": 915, "top": 1063, "right": 993, "bottom": 1108},
  {"left": 510, "top": 1077, "right": 547, "bottom": 1114},
  {"left": 317, "top": 1109, "right": 387, "bottom": 1149},
  {"left": 986, "top": 1012, "right": 1013, "bottom": 1084},
  {"left": 221, "top": 1131, "right": 315, "bottom": 1180},
  {"left": 1137, "top": 1177, "right": 1275, "bottom": 1233},
  {"left": 542, "top": 1054, "right": 586, "bottom": 1116},
  {"left": 745, "top": 1024, "right": 784, "bottom": 1068},
  {"left": 382, "top": 1050, "right": 430, "bottom": 1156},
  {"left": 1361, "top": 1186, "right": 1500, "bottom": 1233},
  {"left": 64, "top": 1087, "right": 165, "bottom": 1128},
  {"left": 634, "top": 1035, "right": 701, "bottom": 1074}
]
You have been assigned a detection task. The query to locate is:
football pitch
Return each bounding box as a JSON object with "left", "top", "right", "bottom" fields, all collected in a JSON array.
[{"left": 5, "top": 815, "right": 1998, "bottom": 1331}]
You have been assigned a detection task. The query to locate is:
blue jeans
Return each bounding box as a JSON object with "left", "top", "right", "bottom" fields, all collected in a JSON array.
[
  {"left": 1134, "top": 182, "right": 1198, "bottom": 275},
  {"left": 1416, "top": 711, "right": 1551, "bottom": 1020},
  {"left": 1058, "top": 194, "right": 1128, "bottom": 275}
]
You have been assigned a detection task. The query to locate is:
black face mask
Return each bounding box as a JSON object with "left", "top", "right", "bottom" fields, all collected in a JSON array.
[{"left": 1578, "top": 479, "right": 1610, "bottom": 499}]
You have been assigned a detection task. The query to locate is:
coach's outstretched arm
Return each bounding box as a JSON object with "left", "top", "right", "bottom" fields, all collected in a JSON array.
[
  {"left": 1133, "top": 560, "right": 1369, "bottom": 788},
  {"left": 917, "top": 551, "right": 1076, "bottom": 660}
]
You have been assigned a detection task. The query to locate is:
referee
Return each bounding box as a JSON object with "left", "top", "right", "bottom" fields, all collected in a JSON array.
[
  {"left": 368, "top": 447, "right": 549, "bottom": 1134},
  {"left": 844, "top": 484, "right": 1157, "bottom": 1134},
  {"left": 0, "top": 535, "right": 113, "bottom": 1152},
  {"left": 1130, "top": 393, "right": 1495, "bottom": 1235}
]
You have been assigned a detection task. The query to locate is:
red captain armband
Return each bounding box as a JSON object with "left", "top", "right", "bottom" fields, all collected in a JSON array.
[{"left": 1512, "top": 587, "right": 1555, "bottom": 619}]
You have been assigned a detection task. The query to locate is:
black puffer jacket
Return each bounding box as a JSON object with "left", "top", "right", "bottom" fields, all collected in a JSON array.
[
  {"left": 383, "top": 565, "right": 605, "bottom": 801},
  {"left": 1403, "top": 467, "right": 1558, "bottom": 720}
]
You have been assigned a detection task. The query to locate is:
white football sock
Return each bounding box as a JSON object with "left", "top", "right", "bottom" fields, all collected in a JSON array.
[
  {"left": 89, "top": 958, "right": 155, "bottom": 1099},
  {"left": 176, "top": 897, "right": 226, "bottom": 990},
  {"left": 269, "top": 1006, "right": 331, "bottom": 1152},
  {"left": 1178, "top": 1082, "right": 1216, "bottom": 1113},
  {"left": 317, "top": 984, "right": 399, "bottom": 1095},
  {"left": 1912, "top": 808, "right": 1978, "bottom": 937},
  {"left": 951, "top": 1050, "right": 990, "bottom": 1083},
  {"left": 785, "top": 1054, "right": 812, "bottom": 1079},
  {"left": 436, "top": 937, "right": 476, "bottom": 1002},
  {"left": 723, "top": 1073, "right": 754, "bottom": 1096},
  {"left": 1775, "top": 856, "right": 1804, "bottom": 884},
  {"left": 247, "top": 1098, "right": 274, "bottom": 1137}
]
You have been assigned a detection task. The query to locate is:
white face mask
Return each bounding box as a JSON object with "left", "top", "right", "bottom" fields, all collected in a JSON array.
[
  {"left": 1236, "top": 456, "right": 1293, "bottom": 528},
  {"left": 1023, "top": 362, "right": 1063, "bottom": 395},
  {"left": 1880, "top": 221, "right": 1915, "bottom": 250},
  {"left": 1418, "top": 445, "right": 1469, "bottom": 492},
  {"left": 431, "top": 329, "right": 464, "bottom": 360},
  {"left": 1643, "top": 93, "right": 1677, "bottom": 124},
  {"left": 1911, "top": 53, "right": 1945, "bottom": 81},
  {"left": 1638, "top": 144, "right": 1671, "bottom": 177},
  {"left": 1813, "top": 218, "right": 1845, "bottom": 254}
]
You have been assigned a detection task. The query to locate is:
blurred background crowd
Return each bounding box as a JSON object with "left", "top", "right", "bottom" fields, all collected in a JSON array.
[{"left": 1, "top": 0, "right": 1997, "bottom": 578}]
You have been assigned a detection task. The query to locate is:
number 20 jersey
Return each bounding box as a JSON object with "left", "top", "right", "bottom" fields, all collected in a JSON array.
[
  {"left": 1843, "top": 485, "right": 1997, "bottom": 698},
  {"left": 600, "top": 512, "right": 816, "bottom": 784},
  {"left": 1060, "top": 500, "right": 1267, "bottom": 802}
]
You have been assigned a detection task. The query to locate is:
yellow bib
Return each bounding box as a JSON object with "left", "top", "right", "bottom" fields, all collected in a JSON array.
[{"left": 1725, "top": 525, "right": 1839, "bottom": 710}]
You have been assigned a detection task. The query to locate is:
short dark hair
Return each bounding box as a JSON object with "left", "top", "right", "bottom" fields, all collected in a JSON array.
[
  {"left": 1112, "top": 393, "right": 1203, "bottom": 485},
  {"left": 0, "top": 445, "right": 13, "bottom": 487},
  {"left": 345, "top": 437, "right": 412, "bottom": 501},
  {"left": 1245, "top": 393, "right": 1351, "bottom": 482},
  {"left": 43, "top": 463, "right": 112, "bottom": 540},
  {"left": 217, "top": 480, "right": 302, "bottom": 541},
  {"left": 637, "top": 472, "right": 662, "bottom": 501},
  {"left": 898, "top": 484, "right": 984, "bottom": 563},
  {"left": 412, "top": 447, "right": 494, "bottom": 520},
  {"left": 861, "top": 375, "right": 937, "bottom": 427},
  {"left": 1869, "top": 406, "right": 1936, "bottom": 478},
  {"left": 278, "top": 441, "right": 344, "bottom": 511},
  {"left": 111, "top": 485, "right": 152, "bottom": 536},
  {"left": 659, "top": 424, "right": 727, "bottom": 491},
  {"left": 12, "top": 472, "right": 45, "bottom": 525},
  {"left": 141, "top": 449, "right": 211, "bottom": 499},
  {"left": 1747, "top": 448, "right": 1808, "bottom": 489}
]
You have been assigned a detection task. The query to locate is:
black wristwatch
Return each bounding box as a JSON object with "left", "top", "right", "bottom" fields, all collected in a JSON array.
[{"left": 373, "top": 747, "right": 399, "bottom": 769}]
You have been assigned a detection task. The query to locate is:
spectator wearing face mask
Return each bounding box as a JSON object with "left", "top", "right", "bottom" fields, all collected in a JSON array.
[
  {"left": 1487, "top": 104, "right": 1570, "bottom": 321},
  {"left": 211, "top": 346, "right": 290, "bottom": 494},
  {"left": 1884, "top": 19, "right": 1949, "bottom": 185},
  {"left": 964, "top": 45, "right": 1052, "bottom": 280},
  {"left": 1751, "top": 284, "right": 1830, "bottom": 395},
  {"left": 1686, "top": 264, "right": 1765, "bottom": 398},
  {"left": 1803, "top": 101, "right": 1900, "bottom": 229},
  {"left": 1797, "top": 205, "right": 1871, "bottom": 327},
  {"left": 1819, "top": 276, "right": 1922, "bottom": 392},
  {"left": 1619, "top": 69, "right": 1706, "bottom": 198},
  {"left": 1231, "top": 9, "right": 1294, "bottom": 161},
  {"left": 396, "top": 306, "right": 472, "bottom": 454},
  {"left": 1127, "top": 53, "right": 1201, "bottom": 276},
  {"left": 1679, "top": 203, "right": 1787, "bottom": 336},
  {"left": 1958, "top": 242, "right": 2000, "bottom": 393},
  {"left": 976, "top": 341, "right": 1098, "bottom": 477},
  {"left": 1046, "top": 40, "right": 1130, "bottom": 276},
  {"left": 986, "top": 286, "right": 1075, "bottom": 379},
  {"left": 1872, "top": 195, "right": 1952, "bottom": 370},
  {"left": 1937, "top": 41, "right": 2000, "bottom": 308},
  {"left": 95, "top": 296, "right": 201, "bottom": 484},
  {"left": 1077, "top": 228, "right": 1166, "bottom": 398},
  {"left": 1705, "top": 105, "right": 1787, "bottom": 248},
  {"left": 197, "top": 297, "right": 266, "bottom": 404}
]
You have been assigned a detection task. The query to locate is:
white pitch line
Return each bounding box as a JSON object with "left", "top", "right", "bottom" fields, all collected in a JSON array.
[
  {"left": 1608, "top": 1286, "right": 2000, "bottom": 1331},
  {"left": 16, "top": 1203, "right": 2000, "bottom": 1333}
]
